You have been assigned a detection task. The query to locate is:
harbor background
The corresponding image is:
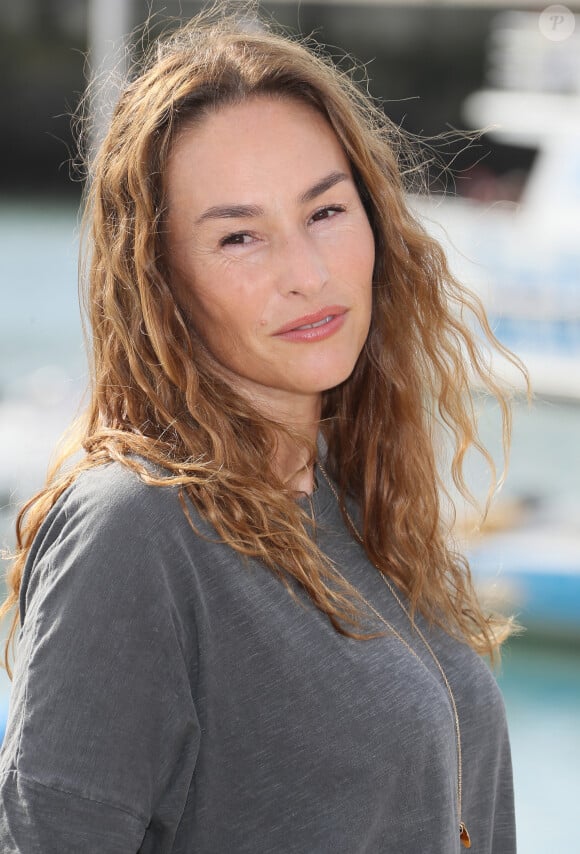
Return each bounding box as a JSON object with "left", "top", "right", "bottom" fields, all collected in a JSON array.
[{"left": 1, "top": 2, "right": 579, "bottom": 851}]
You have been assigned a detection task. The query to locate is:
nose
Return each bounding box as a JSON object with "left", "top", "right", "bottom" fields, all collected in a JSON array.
[{"left": 276, "top": 230, "right": 329, "bottom": 297}]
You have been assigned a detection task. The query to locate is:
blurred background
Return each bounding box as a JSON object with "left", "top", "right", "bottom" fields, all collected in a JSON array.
[{"left": 0, "top": 0, "right": 578, "bottom": 849}]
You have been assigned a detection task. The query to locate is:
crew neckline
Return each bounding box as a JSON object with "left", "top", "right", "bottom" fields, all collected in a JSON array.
[{"left": 295, "top": 460, "right": 337, "bottom": 521}]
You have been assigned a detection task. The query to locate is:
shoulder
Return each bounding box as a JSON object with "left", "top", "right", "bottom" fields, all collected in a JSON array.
[
  {"left": 31, "top": 460, "right": 189, "bottom": 555},
  {"left": 61, "top": 459, "right": 182, "bottom": 523},
  {"left": 20, "top": 461, "right": 201, "bottom": 622}
]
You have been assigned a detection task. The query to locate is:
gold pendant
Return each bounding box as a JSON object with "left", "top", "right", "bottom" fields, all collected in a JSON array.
[{"left": 459, "top": 822, "right": 471, "bottom": 848}]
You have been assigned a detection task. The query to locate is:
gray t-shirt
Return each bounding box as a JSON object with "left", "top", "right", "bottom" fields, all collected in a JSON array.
[{"left": 0, "top": 461, "right": 515, "bottom": 853}]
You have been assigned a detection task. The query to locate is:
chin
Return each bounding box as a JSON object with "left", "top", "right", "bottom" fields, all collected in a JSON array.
[{"left": 307, "top": 362, "right": 360, "bottom": 394}]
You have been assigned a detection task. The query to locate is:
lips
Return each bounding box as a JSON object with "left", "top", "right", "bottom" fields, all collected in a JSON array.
[{"left": 273, "top": 306, "right": 347, "bottom": 336}]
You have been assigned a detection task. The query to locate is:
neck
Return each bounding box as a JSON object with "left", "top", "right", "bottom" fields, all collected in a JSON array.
[
  {"left": 273, "top": 429, "right": 318, "bottom": 495},
  {"left": 237, "top": 387, "right": 321, "bottom": 494}
]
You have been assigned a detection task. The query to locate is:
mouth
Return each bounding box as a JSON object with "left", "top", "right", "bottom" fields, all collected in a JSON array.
[
  {"left": 293, "top": 315, "right": 335, "bottom": 331},
  {"left": 273, "top": 306, "right": 348, "bottom": 336}
]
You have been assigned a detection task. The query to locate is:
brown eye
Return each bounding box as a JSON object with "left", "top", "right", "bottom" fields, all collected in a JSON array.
[
  {"left": 220, "top": 232, "right": 253, "bottom": 247},
  {"left": 309, "top": 205, "right": 345, "bottom": 224}
]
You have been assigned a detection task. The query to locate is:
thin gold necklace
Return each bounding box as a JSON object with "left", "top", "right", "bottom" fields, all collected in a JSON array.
[{"left": 316, "top": 462, "right": 471, "bottom": 849}]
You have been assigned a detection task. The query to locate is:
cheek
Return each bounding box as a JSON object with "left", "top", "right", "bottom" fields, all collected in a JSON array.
[
  {"left": 190, "top": 294, "right": 232, "bottom": 340},
  {"left": 186, "top": 281, "right": 263, "bottom": 353},
  {"left": 361, "top": 219, "right": 376, "bottom": 275},
  {"left": 335, "top": 216, "right": 375, "bottom": 276},
  {"left": 352, "top": 227, "right": 375, "bottom": 335},
  {"left": 198, "top": 269, "right": 273, "bottom": 334},
  {"left": 347, "top": 224, "right": 375, "bottom": 296}
]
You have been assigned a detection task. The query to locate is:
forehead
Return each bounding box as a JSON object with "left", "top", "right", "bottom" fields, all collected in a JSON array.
[{"left": 165, "top": 95, "right": 352, "bottom": 211}]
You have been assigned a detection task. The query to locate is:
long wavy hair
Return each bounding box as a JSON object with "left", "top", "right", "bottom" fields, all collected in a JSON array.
[{"left": 2, "top": 5, "right": 527, "bottom": 672}]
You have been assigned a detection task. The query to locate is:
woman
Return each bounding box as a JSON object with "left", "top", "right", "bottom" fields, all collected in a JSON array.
[{"left": 0, "top": 7, "right": 524, "bottom": 853}]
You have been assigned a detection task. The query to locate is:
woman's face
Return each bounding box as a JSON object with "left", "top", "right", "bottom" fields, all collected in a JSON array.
[{"left": 165, "top": 95, "right": 375, "bottom": 423}]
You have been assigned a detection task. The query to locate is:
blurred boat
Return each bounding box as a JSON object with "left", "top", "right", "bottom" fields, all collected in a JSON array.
[
  {"left": 415, "top": 11, "right": 580, "bottom": 636},
  {"left": 458, "top": 495, "right": 580, "bottom": 641},
  {"left": 414, "top": 10, "right": 580, "bottom": 402}
]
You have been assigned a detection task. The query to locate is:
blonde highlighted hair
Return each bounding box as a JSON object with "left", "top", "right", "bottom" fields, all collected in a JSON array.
[{"left": 2, "top": 4, "right": 526, "bottom": 672}]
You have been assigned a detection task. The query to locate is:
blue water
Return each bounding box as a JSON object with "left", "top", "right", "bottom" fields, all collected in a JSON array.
[
  {"left": 0, "top": 199, "right": 85, "bottom": 390},
  {"left": 1, "top": 199, "right": 579, "bottom": 851},
  {"left": 498, "top": 639, "right": 580, "bottom": 852}
]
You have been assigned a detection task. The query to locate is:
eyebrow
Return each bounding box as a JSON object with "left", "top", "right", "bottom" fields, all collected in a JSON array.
[
  {"left": 299, "top": 170, "right": 350, "bottom": 204},
  {"left": 195, "top": 170, "right": 351, "bottom": 225}
]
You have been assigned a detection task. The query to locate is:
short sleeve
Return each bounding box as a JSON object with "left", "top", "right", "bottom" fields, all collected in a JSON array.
[{"left": 0, "top": 465, "right": 201, "bottom": 853}]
